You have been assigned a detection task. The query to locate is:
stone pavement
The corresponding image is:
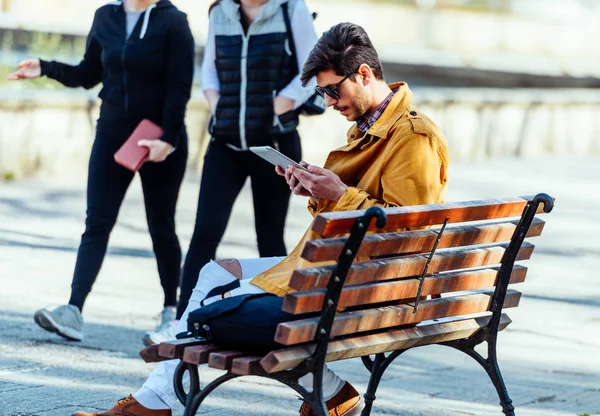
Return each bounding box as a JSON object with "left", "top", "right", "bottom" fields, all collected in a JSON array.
[{"left": 0, "top": 156, "right": 599, "bottom": 416}]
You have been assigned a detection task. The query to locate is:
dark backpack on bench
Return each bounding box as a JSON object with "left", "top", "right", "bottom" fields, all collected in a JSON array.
[{"left": 187, "top": 293, "right": 307, "bottom": 354}]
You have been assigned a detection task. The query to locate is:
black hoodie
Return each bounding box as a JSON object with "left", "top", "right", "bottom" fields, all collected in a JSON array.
[{"left": 40, "top": 0, "right": 195, "bottom": 147}]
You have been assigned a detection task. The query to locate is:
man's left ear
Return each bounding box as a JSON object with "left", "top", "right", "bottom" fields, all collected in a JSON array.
[{"left": 358, "top": 64, "right": 372, "bottom": 86}]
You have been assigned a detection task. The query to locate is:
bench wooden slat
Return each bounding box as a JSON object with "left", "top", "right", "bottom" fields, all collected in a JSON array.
[
  {"left": 158, "top": 338, "right": 207, "bottom": 359},
  {"left": 140, "top": 344, "right": 171, "bottom": 363},
  {"left": 302, "top": 217, "right": 545, "bottom": 262},
  {"left": 231, "top": 356, "right": 267, "bottom": 376},
  {"left": 182, "top": 344, "right": 220, "bottom": 365},
  {"left": 312, "top": 197, "right": 548, "bottom": 237},
  {"left": 283, "top": 265, "right": 527, "bottom": 314},
  {"left": 290, "top": 242, "right": 534, "bottom": 292},
  {"left": 275, "top": 290, "right": 520, "bottom": 346},
  {"left": 262, "top": 314, "right": 512, "bottom": 373},
  {"left": 208, "top": 351, "right": 251, "bottom": 370}
]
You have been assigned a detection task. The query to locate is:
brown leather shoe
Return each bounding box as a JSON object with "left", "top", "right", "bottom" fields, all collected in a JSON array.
[
  {"left": 299, "top": 382, "right": 363, "bottom": 416},
  {"left": 71, "top": 395, "right": 172, "bottom": 416}
]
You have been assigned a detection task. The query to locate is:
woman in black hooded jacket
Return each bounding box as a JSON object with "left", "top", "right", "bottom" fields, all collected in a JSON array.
[{"left": 7, "top": 0, "right": 195, "bottom": 342}]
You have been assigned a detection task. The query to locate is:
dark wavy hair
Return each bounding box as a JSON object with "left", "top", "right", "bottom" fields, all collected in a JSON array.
[{"left": 301, "top": 22, "right": 384, "bottom": 86}]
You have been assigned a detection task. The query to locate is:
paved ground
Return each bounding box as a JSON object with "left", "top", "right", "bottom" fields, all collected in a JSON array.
[{"left": 0, "top": 156, "right": 599, "bottom": 416}]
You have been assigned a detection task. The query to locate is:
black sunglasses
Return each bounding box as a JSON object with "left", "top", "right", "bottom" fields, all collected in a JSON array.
[{"left": 314, "top": 73, "right": 352, "bottom": 100}]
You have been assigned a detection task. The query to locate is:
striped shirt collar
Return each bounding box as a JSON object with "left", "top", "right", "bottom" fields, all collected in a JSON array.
[{"left": 356, "top": 88, "right": 398, "bottom": 133}]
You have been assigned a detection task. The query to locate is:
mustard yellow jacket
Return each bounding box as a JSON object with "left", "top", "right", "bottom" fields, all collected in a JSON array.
[{"left": 251, "top": 82, "right": 450, "bottom": 296}]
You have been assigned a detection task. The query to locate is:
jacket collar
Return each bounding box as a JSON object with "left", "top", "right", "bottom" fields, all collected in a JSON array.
[{"left": 220, "top": 0, "right": 288, "bottom": 26}]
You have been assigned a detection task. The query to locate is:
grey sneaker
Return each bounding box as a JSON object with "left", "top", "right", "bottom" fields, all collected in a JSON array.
[
  {"left": 142, "top": 306, "right": 177, "bottom": 346},
  {"left": 34, "top": 304, "right": 84, "bottom": 341}
]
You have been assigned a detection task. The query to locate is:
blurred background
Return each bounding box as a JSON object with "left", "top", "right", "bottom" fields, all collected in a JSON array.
[{"left": 0, "top": 0, "right": 598, "bottom": 179}]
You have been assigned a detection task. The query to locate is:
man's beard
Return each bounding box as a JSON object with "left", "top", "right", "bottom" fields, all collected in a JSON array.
[{"left": 349, "top": 89, "right": 371, "bottom": 121}]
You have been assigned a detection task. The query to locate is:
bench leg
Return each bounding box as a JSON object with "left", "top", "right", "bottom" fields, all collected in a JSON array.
[
  {"left": 446, "top": 340, "right": 515, "bottom": 416},
  {"left": 488, "top": 359, "right": 515, "bottom": 416},
  {"left": 173, "top": 362, "right": 200, "bottom": 407},
  {"left": 360, "top": 351, "right": 406, "bottom": 416},
  {"left": 267, "top": 370, "right": 329, "bottom": 416},
  {"left": 183, "top": 372, "right": 239, "bottom": 416}
]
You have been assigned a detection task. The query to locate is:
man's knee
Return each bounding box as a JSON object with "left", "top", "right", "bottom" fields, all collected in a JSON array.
[{"left": 215, "top": 258, "right": 242, "bottom": 279}]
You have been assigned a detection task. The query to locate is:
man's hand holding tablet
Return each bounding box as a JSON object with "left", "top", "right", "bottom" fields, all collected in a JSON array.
[
  {"left": 276, "top": 161, "right": 313, "bottom": 198},
  {"left": 249, "top": 146, "right": 348, "bottom": 202},
  {"left": 249, "top": 146, "right": 309, "bottom": 172},
  {"left": 282, "top": 163, "right": 348, "bottom": 202}
]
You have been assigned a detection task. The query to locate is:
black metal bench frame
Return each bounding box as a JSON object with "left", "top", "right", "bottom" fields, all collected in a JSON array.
[{"left": 172, "top": 193, "right": 554, "bottom": 416}]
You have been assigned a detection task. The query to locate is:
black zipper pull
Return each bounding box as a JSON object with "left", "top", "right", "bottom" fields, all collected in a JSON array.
[
  {"left": 202, "top": 324, "right": 212, "bottom": 341},
  {"left": 192, "top": 322, "right": 200, "bottom": 337}
]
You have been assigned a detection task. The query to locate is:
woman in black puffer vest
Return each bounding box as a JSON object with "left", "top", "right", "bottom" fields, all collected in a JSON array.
[{"left": 175, "top": 0, "right": 318, "bottom": 320}]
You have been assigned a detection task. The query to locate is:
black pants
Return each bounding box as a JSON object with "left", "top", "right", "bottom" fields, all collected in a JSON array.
[
  {"left": 176, "top": 131, "right": 301, "bottom": 318},
  {"left": 69, "top": 120, "right": 188, "bottom": 311}
]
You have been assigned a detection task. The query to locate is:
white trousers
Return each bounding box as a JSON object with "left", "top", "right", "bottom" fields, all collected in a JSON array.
[{"left": 141, "top": 258, "right": 344, "bottom": 408}]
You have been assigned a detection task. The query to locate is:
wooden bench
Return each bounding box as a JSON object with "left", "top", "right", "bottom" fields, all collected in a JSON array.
[{"left": 157, "top": 193, "right": 554, "bottom": 416}]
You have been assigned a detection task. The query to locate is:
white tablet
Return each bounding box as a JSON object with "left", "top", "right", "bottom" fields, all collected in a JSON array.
[{"left": 249, "top": 146, "right": 309, "bottom": 171}]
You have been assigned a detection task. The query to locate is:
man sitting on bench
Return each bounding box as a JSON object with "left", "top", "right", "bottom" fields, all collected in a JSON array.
[{"left": 72, "top": 22, "right": 450, "bottom": 416}]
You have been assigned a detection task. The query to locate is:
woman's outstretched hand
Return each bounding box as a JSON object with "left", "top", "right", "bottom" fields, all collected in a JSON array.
[{"left": 6, "top": 59, "right": 42, "bottom": 80}]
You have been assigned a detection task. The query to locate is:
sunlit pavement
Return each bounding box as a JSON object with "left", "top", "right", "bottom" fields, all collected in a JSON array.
[{"left": 1, "top": 156, "right": 599, "bottom": 416}]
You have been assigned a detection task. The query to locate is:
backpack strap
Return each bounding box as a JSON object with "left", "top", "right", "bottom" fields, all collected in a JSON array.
[
  {"left": 281, "top": 2, "right": 299, "bottom": 76},
  {"left": 200, "top": 279, "right": 242, "bottom": 306}
]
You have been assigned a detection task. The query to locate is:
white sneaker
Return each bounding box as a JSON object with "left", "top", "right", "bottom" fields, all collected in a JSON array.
[
  {"left": 34, "top": 304, "right": 84, "bottom": 341},
  {"left": 142, "top": 306, "right": 177, "bottom": 346}
]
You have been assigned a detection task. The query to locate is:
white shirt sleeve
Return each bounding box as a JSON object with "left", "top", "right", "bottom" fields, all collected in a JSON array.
[
  {"left": 278, "top": 0, "right": 318, "bottom": 109},
  {"left": 200, "top": 16, "right": 220, "bottom": 92}
]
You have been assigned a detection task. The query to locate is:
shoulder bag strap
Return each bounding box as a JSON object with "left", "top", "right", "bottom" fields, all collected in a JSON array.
[
  {"left": 281, "top": 2, "right": 299, "bottom": 76},
  {"left": 200, "top": 279, "right": 242, "bottom": 306}
]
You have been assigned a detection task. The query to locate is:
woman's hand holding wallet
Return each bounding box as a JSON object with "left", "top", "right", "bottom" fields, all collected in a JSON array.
[
  {"left": 114, "top": 119, "right": 168, "bottom": 171},
  {"left": 138, "top": 139, "right": 173, "bottom": 162}
]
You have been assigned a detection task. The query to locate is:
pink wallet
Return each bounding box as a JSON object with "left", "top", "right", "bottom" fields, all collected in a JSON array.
[{"left": 114, "top": 119, "right": 164, "bottom": 172}]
